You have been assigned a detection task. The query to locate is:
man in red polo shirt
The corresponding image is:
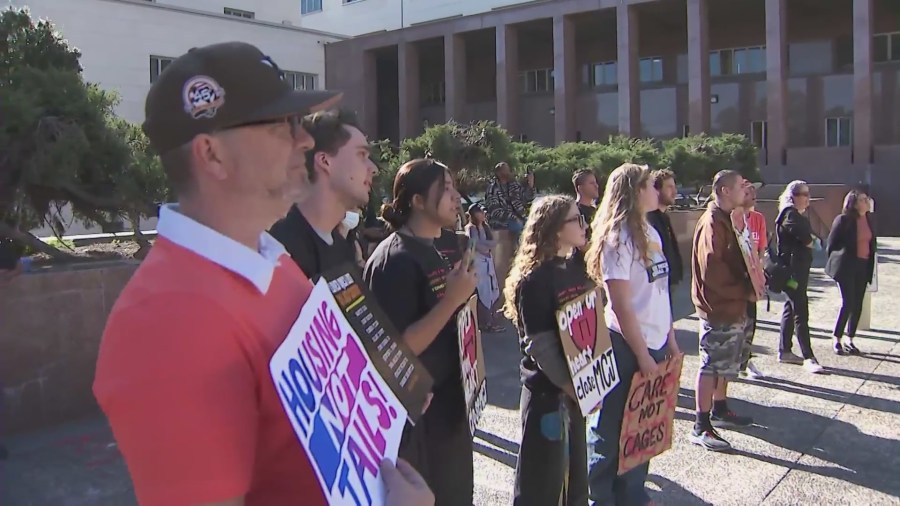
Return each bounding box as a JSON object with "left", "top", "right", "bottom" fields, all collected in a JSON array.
[{"left": 93, "top": 42, "right": 433, "bottom": 506}]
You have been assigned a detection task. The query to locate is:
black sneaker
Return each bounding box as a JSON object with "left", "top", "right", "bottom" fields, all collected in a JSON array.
[
  {"left": 689, "top": 427, "right": 732, "bottom": 451},
  {"left": 711, "top": 410, "right": 753, "bottom": 428}
]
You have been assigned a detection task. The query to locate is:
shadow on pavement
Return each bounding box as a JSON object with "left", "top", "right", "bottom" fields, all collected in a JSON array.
[
  {"left": 647, "top": 474, "right": 713, "bottom": 506},
  {"left": 745, "top": 376, "right": 900, "bottom": 416}
]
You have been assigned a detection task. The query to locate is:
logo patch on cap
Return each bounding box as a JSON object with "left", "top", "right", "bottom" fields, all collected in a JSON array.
[{"left": 183, "top": 75, "right": 226, "bottom": 119}]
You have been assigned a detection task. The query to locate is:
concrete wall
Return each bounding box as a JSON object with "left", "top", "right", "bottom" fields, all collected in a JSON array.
[{"left": 0, "top": 263, "right": 138, "bottom": 434}]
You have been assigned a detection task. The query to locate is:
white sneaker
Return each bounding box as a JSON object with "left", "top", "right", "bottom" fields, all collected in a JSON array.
[
  {"left": 744, "top": 361, "right": 765, "bottom": 379},
  {"left": 803, "top": 359, "right": 825, "bottom": 374}
]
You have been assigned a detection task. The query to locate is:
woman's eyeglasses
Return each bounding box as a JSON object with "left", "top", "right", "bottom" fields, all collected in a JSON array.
[{"left": 565, "top": 215, "right": 587, "bottom": 228}]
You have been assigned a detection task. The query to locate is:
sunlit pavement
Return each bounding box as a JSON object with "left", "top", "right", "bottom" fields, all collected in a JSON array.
[{"left": 3, "top": 240, "right": 900, "bottom": 505}]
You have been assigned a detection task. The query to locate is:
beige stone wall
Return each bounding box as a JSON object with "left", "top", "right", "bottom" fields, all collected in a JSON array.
[{"left": 0, "top": 262, "right": 138, "bottom": 434}]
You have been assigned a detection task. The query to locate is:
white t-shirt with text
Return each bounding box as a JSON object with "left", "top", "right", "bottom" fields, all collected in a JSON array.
[{"left": 600, "top": 225, "right": 672, "bottom": 350}]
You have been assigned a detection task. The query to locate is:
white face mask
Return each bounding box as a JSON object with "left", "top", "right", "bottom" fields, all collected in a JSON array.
[{"left": 341, "top": 211, "right": 361, "bottom": 230}]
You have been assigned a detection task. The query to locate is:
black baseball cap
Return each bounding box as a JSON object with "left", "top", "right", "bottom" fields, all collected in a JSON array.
[{"left": 142, "top": 41, "right": 342, "bottom": 154}]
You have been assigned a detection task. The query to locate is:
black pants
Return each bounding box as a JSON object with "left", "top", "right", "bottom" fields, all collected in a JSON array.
[
  {"left": 514, "top": 388, "right": 587, "bottom": 506},
  {"left": 780, "top": 275, "right": 815, "bottom": 360},
  {"left": 834, "top": 258, "right": 869, "bottom": 339},
  {"left": 398, "top": 396, "right": 474, "bottom": 505},
  {"left": 740, "top": 301, "right": 757, "bottom": 371}
]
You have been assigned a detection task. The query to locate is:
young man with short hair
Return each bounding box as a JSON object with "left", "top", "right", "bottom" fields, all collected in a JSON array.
[
  {"left": 269, "top": 108, "right": 378, "bottom": 278},
  {"left": 689, "top": 170, "right": 756, "bottom": 452},
  {"left": 647, "top": 169, "right": 684, "bottom": 302}
]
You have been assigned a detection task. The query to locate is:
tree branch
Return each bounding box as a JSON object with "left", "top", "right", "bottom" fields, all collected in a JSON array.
[{"left": 0, "top": 221, "right": 75, "bottom": 260}]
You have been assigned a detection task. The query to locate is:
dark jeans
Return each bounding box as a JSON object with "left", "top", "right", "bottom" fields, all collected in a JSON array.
[
  {"left": 834, "top": 258, "right": 869, "bottom": 339},
  {"left": 780, "top": 275, "right": 815, "bottom": 360},
  {"left": 398, "top": 399, "right": 473, "bottom": 506},
  {"left": 587, "top": 330, "right": 668, "bottom": 506},
  {"left": 514, "top": 389, "right": 587, "bottom": 506},
  {"left": 740, "top": 301, "right": 757, "bottom": 371}
]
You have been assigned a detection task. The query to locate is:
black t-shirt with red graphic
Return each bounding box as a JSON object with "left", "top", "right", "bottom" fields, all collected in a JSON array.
[
  {"left": 514, "top": 256, "right": 595, "bottom": 394},
  {"left": 363, "top": 231, "right": 465, "bottom": 429}
]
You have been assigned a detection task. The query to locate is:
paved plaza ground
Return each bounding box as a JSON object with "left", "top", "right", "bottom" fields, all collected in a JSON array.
[{"left": 3, "top": 240, "right": 900, "bottom": 505}]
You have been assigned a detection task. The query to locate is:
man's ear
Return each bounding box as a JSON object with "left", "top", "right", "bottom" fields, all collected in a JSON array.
[{"left": 314, "top": 150, "right": 331, "bottom": 176}]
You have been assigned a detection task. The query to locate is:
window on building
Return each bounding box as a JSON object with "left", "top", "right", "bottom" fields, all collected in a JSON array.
[
  {"left": 825, "top": 117, "right": 852, "bottom": 147},
  {"left": 750, "top": 121, "right": 767, "bottom": 149},
  {"left": 283, "top": 71, "right": 318, "bottom": 90},
  {"left": 583, "top": 61, "right": 617, "bottom": 88},
  {"left": 150, "top": 55, "right": 174, "bottom": 83},
  {"left": 639, "top": 57, "right": 663, "bottom": 83},
  {"left": 224, "top": 7, "right": 255, "bottom": 19},
  {"left": 710, "top": 46, "right": 766, "bottom": 76},
  {"left": 520, "top": 68, "right": 554, "bottom": 93},
  {"left": 421, "top": 81, "right": 445, "bottom": 105},
  {"left": 301, "top": 0, "right": 322, "bottom": 14},
  {"left": 873, "top": 32, "right": 900, "bottom": 63}
]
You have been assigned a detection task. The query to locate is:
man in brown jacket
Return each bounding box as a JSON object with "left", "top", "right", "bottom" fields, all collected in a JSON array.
[{"left": 689, "top": 170, "right": 755, "bottom": 451}]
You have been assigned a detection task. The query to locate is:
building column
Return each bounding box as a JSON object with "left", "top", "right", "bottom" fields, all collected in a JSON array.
[
  {"left": 496, "top": 23, "right": 519, "bottom": 135},
  {"left": 362, "top": 50, "right": 378, "bottom": 138},
  {"left": 444, "top": 33, "right": 466, "bottom": 122},
  {"left": 617, "top": 4, "right": 640, "bottom": 137},
  {"left": 765, "top": 0, "right": 788, "bottom": 166},
  {"left": 398, "top": 41, "right": 420, "bottom": 140},
  {"left": 553, "top": 15, "right": 576, "bottom": 144},
  {"left": 687, "top": 0, "right": 710, "bottom": 135},
  {"left": 853, "top": 0, "right": 874, "bottom": 165}
]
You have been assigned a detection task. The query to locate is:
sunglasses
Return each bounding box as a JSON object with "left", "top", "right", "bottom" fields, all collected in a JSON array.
[{"left": 565, "top": 214, "right": 587, "bottom": 228}]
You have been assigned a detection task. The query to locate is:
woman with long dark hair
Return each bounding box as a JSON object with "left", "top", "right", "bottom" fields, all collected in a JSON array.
[
  {"left": 363, "top": 158, "right": 478, "bottom": 505},
  {"left": 503, "top": 195, "right": 590, "bottom": 505},
  {"left": 584, "top": 163, "right": 680, "bottom": 505},
  {"left": 825, "top": 190, "right": 876, "bottom": 355},
  {"left": 775, "top": 180, "right": 824, "bottom": 374}
]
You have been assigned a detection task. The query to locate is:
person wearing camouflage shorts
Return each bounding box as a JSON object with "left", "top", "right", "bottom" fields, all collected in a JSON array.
[{"left": 690, "top": 171, "right": 757, "bottom": 452}]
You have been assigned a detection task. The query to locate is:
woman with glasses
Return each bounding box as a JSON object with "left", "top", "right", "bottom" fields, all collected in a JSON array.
[
  {"left": 775, "top": 180, "right": 824, "bottom": 373},
  {"left": 584, "top": 164, "right": 680, "bottom": 505},
  {"left": 503, "top": 195, "right": 590, "bottom": 505},
  {"left": 825, "top": 190, "right": 876, "bottom": 355},
  {"left": 364, "top": 158, "right": 478, "bottom": 505}
]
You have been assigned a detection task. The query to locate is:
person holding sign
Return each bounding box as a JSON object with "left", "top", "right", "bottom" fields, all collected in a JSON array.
[
  {"left": 583, "top": 164, "right": 681, "bottom": 506},
  {"left": 92, "top": 42, "right": 433, "bottom": 506},
  {"left": 502, "top": 195, "right": 592, "bottom": 505},
  {"left": 364, "top": 158, "right": 478, "bottom": 505}
]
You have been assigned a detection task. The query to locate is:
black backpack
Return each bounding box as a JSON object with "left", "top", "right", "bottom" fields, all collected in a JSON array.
[{"left": 763, "top": 208, "right": 791, "bottom": 294}]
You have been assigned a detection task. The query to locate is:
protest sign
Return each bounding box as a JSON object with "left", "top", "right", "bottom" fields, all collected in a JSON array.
[
  {"left": 321, "top": 265, "right": 434, "bottom": 421},
  {"left": 556, "top": 287, "right": 619, "bottom": 416},
  {"left": 457, "top": 295, "right": 487, "bottom": 435},
  {"left": 732, "top": 213, "right": 766, "bottom": 299},
  {"left": 269, "top": 275, "right": 427, "bottom": 506},
  {"left": 617, "top": 353, "right": 684, "bottom": 475}
]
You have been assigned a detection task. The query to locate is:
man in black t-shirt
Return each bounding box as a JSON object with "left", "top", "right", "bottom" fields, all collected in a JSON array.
[
  {"left": 269, "top": 109, "right": 378, "bottom": 278},
  {"left": 647, "top": 169, "right": 684, "bottom": 301}
]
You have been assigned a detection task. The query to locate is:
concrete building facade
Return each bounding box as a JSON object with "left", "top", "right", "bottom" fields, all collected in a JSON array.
[{"left": 323, "top": 0, "right": 900, "bottom": 227}]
